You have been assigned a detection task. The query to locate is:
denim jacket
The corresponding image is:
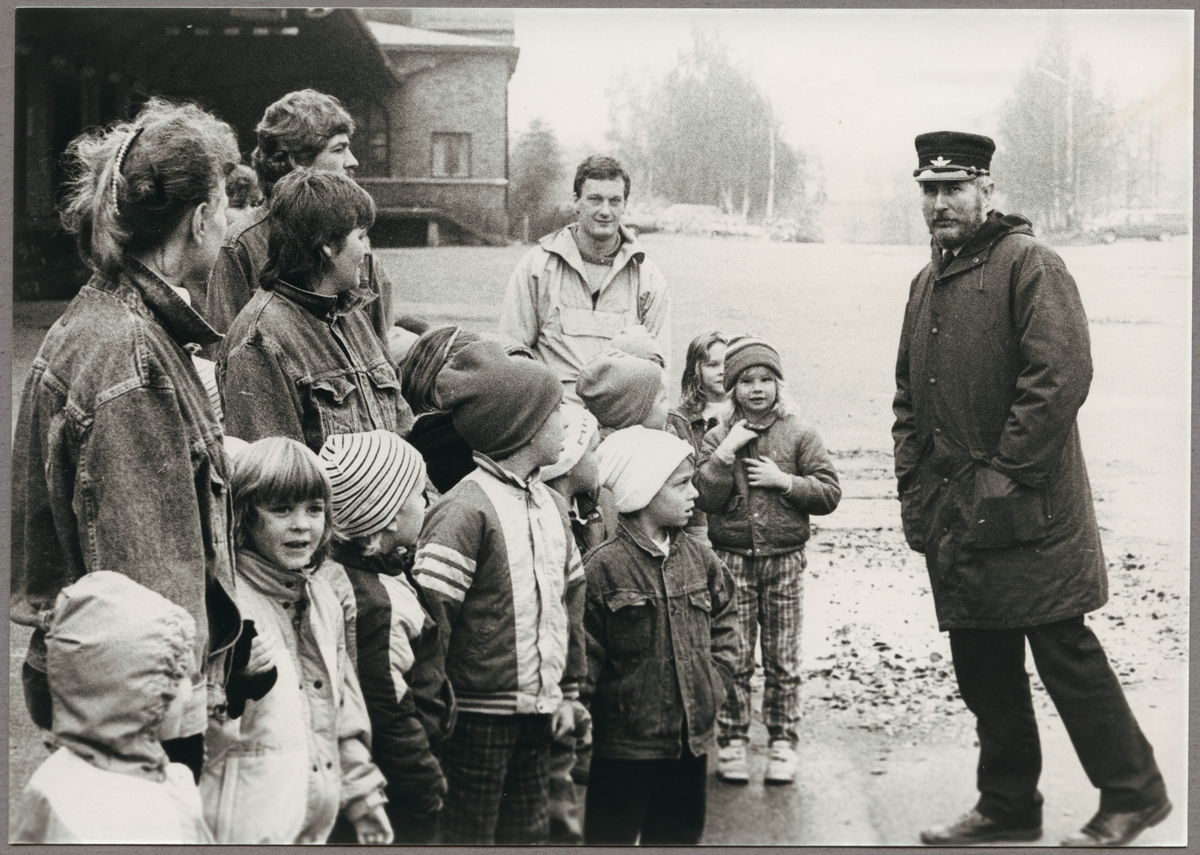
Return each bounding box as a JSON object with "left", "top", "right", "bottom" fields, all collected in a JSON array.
[
  {"left": 695, "top": 411, "right": 841, "bottom": 556},
  {"left": 11, "top": 260, "right": 242, "bottom": 739},
  {"left": 583, "top": 523, "right": 738, "bottom": 759},
  {"left": 217, "top": 280, "right": 415, "bottom": 452}
]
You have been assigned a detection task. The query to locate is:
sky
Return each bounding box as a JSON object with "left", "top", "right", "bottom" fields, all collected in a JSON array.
[{"left": 507, "top": 9, "right": 1192, "bottom": 206}]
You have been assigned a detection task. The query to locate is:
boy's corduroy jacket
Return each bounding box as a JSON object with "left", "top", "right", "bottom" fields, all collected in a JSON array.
[
  {"left": 583, "top": 523, "right": 738, "bottom": 759},
  {"left": 412, "top": 454, "right": 587, "bottom": 716},
  {"left": 695, "top": 411, "right": 842, "bottom": 556}
]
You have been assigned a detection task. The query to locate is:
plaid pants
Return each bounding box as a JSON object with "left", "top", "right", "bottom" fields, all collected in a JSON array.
[
  {"left": 716, "top": 549, "right": 806, "bottom": 747},
  {"left": 440, "top": 711, "right": 553, "bottom": 844}
]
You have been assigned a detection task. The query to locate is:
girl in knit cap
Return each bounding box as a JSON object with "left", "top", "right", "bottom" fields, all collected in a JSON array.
[
  {"left": 694, "top": 335, "right": 841, "bottom": 787},
  {"left": 320, "top": 430, "right": 454, "bottom": 844},
  {"left": 577, "top": 347, "right": 670, "bottom": 438},
  {"left": 13, "top": 572, "right": 213, "bottom": 843},
  {"left": 202, "top": 437, "right": 392, "bottom": 845},
  {"left": 583, "top": 426, "right": 739, "bottom": 845},
  {"left": 413, "top": 338, "right": 588, "bottom": 845}
]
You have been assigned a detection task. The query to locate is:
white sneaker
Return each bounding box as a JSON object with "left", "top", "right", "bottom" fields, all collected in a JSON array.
[
  {"left": 765, "top": 739, "right": 797, "bottom": 785},
  {"left": 716, "top": 740, "right": 750, "bottom": 784}
]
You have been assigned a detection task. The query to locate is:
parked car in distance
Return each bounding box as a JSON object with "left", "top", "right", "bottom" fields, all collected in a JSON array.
[{"left": 1086, "top": 209, "right": 1190, "bottom": 243}]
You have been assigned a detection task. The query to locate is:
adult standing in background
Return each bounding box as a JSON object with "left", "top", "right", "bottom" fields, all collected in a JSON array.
[
  {"left": 892, "top": 131, "right": 1170, "bottom": 847},
  {"left": 499, "top": 155, "right": 671, "bottom": 402},
  {"left": 204, "top": 89, "right": 393, "bottom": 345}
]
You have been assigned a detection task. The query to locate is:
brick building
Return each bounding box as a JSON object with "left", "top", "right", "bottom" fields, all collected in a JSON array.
[{"left": 14, "top": 8, "right": 519, "bottom": 296}]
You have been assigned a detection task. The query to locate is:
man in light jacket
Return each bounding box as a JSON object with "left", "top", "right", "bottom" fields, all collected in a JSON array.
[{"left": 499, "top": 155, "right": 670, "bottom": 402}]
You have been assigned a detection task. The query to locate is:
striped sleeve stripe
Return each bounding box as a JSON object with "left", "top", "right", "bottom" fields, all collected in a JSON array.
[
  {"left": 566, "top": 549, "right": 584, "bottom": 584},
  {"left": 414, "top": 552, "right": 474, "bottom": 593},
  {"left": 415, "top": 572, "right": 469, "bottom": 603},
  {"left": 417, "top": 543, "right": 477, "bottom": 574}
]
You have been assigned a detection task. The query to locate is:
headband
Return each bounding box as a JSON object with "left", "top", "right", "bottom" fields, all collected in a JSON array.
[{"left": 112, "top": 127, "right": 144, "bottom": 207}]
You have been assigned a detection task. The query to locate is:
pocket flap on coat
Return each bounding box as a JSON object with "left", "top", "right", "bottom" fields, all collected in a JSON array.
[
  {"left": 367, "top": 363, "right": 401, "bottom": 392},
  {"left": 558, "top": 306, "right": 628, "bottom": 339},
  {"left": 687, "top": 590, "right": 712, "bottom": 612},
  {"left": 306, "top": 375, "right": 356, "bottom": 404},
  {"left": 604, "top": 590, "right": 653, "bottom": 612}
]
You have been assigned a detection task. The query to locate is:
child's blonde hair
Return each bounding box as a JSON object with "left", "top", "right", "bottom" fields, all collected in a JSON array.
[
  {"left": 231, "top": 437, "right": 333, "bottom": 567},
  {"left": 679, "top": 329, "right": 729, "bottom": 415}
]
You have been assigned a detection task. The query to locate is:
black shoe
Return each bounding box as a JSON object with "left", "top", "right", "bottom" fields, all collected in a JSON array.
[
  {"left": 1060, "top": 799, "right": 1172, "bottom": 847},
  {"left": 920, "top": 809, "right": 1043, "bottom": 846}
]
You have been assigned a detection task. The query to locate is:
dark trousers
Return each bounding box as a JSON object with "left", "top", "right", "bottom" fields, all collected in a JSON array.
[
  {"left": 949, "top": 616, "right": 1166, "bottom": 822},
  {"left": 584, "top": 746, "right": 708, "bottom": 845}
]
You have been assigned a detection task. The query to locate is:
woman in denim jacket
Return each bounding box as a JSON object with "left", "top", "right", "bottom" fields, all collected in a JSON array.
[
  {"left": 12, "top": 99, "right": 255, "bottom": 779},
  {"left": 217, "top": 170, "right": 414, "bottom": 454}
]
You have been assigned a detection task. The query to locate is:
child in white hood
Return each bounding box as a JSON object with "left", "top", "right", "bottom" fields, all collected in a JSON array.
[{"left": 12, "top": 571, "right": 213, "bottom": 843}]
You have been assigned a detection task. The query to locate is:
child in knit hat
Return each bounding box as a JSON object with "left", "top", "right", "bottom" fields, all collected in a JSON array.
[
  {"left": 694, "top": 335, "right": 841, "bottom": 787},
  {"left": 13, "top": 572, "right": 214, "bottom": 843},
  {"left": 320, "top": 430, "right": 454, "bottom": 844},
  {"left": 413, "top": 339, "right": 588, "bottom": 845},
  {"left": 539, "top": 403, "right": 603, "bottom": 843},
  {"left": 583, "top": 426, "right": 739, "bottom": 845},
  {"left": 577, "top": 347, "right": 670, "bottom": 437}
]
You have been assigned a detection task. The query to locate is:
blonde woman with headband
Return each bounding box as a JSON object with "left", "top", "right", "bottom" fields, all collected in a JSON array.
[{"left": 12, "top": 98, "right": 275, "bottom": 782}]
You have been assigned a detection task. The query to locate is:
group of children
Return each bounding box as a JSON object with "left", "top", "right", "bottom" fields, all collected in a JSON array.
[{"left": 16, "top": 325, "right": 840, "bottom": 845}]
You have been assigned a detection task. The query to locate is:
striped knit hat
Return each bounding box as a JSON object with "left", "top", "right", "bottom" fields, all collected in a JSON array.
[
  {"left": 722, "top": 335, "right": 783, "bottom": 392},
  {"left": 319, "top": 430, "right": 426, "bottom": 539}
]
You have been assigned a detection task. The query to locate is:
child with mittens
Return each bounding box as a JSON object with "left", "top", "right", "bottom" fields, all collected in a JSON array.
[
  {"left": 695, "top": 335, "right": 841, "bottom": 787},
  {"left": 583, "top": 425, "right": 739, "bottom": 845},
  {"left": 201, "top": 437, "right": 392, "bottom": 845}
]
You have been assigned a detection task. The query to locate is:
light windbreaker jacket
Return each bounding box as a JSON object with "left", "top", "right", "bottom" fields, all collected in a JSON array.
[
  {"left": 413, "top": 453, "right": 587, "bottom": 716},
  {"left": 13, "top": 572, "right": 213, "bottom": 844},
  {"left": 200, "top": 550, "right": 386, "bottom": 844},
  {"left": 499, "top": 224, "right": 671, "bottom": 398}
]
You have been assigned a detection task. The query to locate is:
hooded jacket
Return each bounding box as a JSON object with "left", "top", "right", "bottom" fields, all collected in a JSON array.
[
  {"left": 12, "top": 572, "right": 213, "bottom": 844},
  {"left": 892, "top": 211, "right": 1107, "bottom": 629},
  {"left": 200, "top": 549, "right": 386, "bottom": 844},
  {"left": 499, "top": 224, "right": 671, "bottom": 398}
]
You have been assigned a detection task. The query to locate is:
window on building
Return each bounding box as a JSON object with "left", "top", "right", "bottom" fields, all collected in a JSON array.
[
  {"left": 431, "top": 133, "right": 471, "bottom": 178},
  {"left": 345, "top": 98, "right": 389, "bottom": 178}
]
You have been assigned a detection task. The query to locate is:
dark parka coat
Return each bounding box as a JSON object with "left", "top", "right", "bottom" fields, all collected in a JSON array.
[{"left": 892, "top": 211, "right": 1107, "bottom": 630}]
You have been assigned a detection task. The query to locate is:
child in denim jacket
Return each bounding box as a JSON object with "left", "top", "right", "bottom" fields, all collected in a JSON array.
[{"left": 583, "top": 426, "right": 738, "bottom": 845}]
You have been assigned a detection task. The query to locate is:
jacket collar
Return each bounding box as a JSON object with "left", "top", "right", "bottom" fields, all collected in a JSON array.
[
  {"left": 331, "top": 542, "right": 404, "bottom": 578},
  {"left": 112, "top": 257, "right": 223, "bottom": 348},
  {"left": 931, "top": 211, "right": 1036, "bottom": 279},
  {"left": 472, "top": 452, "right": 552, "bottom": 505},
  {"left": 236, "top": 547, "right": 314, "bottom": 601},
  {"left": 269, "top": 278, "right": 377, "bottom": 322},
  {"left": 541, "top": 223, "right": 646, "bottom": 282},
  {"left": 617, "top": 518, "right": 676, "bottom": 559}
]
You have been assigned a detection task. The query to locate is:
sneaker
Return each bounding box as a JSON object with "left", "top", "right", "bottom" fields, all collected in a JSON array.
[
  {"left": 716, "top": 740, "right": 750, "bottom": 784},
  {"left": 764, "top": 739, "right": 797, "bottom": 785}
]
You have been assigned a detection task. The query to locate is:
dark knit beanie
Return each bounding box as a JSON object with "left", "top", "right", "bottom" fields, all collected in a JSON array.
[
  {"left": 723, "top": 335, "right": 783, "bottom": 392},
  {"left": 577, "top": 348, "right": 665, "bottom": 430},
  {"left": 435, "top": 339, "right": 563, "bottom": 459}
]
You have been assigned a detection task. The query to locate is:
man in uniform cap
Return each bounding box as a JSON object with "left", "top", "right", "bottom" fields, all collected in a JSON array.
[{"left": 892, "top": 131, "right": 1171, "bottom": 847}]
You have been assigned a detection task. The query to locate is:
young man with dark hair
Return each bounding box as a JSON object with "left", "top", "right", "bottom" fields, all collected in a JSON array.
[
  {"left": 217, "top": 170, "right": 414, "bottom": 451},
  {"left": 499, "top": 154, "right": 671, "bottom": 402},
  {"left": 205, "top": 89, "right": 393, "bottom": 344}
]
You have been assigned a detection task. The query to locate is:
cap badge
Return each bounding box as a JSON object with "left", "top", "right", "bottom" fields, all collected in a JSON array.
[{"left": 931, "top": 156, "right": 951, "bottom": 167}]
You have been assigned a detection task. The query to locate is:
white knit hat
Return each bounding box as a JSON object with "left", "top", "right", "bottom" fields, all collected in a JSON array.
[
  {"left": 320, "top": 430, "right": 426, "bottom": 539},
  {"left": 540, "top": 404, "right": 599, "bottom": 483},
  {"left": 597, "top": 426, "right": 694, "bottom": 514}
]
